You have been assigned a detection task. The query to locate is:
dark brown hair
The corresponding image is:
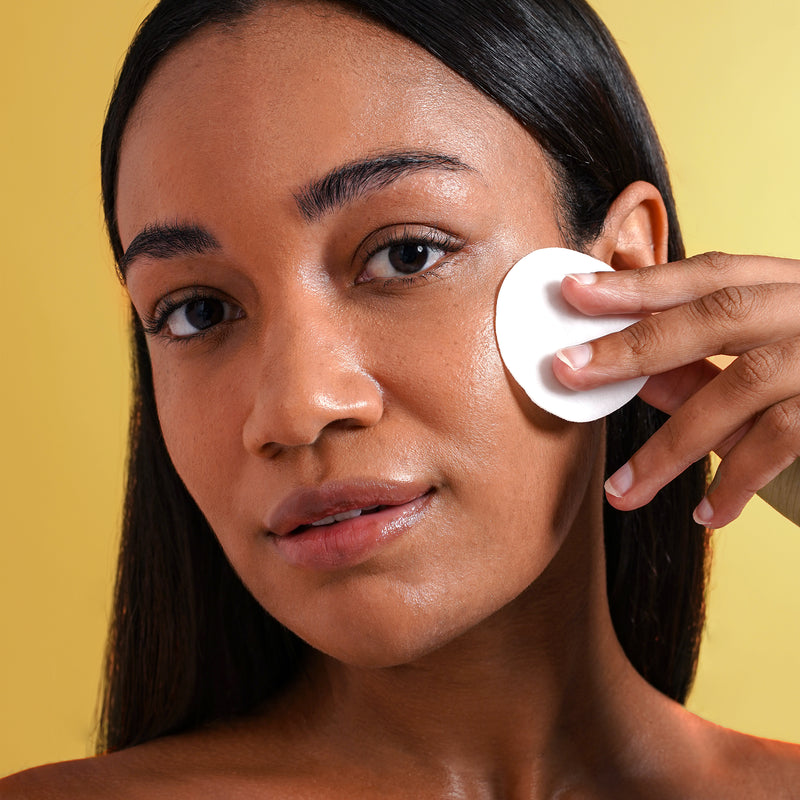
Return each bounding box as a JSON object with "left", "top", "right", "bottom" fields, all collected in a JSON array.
[{"left": 98, "top": 0, "right": 709, "bottom": 753}]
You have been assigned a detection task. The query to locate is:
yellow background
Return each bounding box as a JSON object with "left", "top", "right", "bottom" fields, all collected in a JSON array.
[{"left": 1, "top": 0, "right": 798, "bottom": 776}]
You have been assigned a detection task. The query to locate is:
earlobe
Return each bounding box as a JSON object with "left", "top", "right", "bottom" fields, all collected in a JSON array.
[{"left": 589, "top": 180, "right": 669, "bottom": 270}]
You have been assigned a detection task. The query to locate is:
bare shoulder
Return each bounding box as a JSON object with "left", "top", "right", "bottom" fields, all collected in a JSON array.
[
  {"left": 0, "top": 713, "right": 338, "bottom": 800},
  {"left": 0, "top": 755, "right": 133, "bottom": 799},
  {"left": 0, "top": 743, "right": 220, "bottom": 800},
  {"left": 0, "top": 727, "right": 256, "bottom": 799},
  {"left": 728, "top": 730, "right": 800, "bottom": 784},
  {"left": 634, "top": 697, "right": 800, "bottom": 799},
  {"left": 706, "top": 722, "right": 800, "bottom": 798}
]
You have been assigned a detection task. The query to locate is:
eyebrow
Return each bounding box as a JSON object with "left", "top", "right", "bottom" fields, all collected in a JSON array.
[
  {"left": 294, "top": 150, "right": 474, "bottom": 221},
  {"left": 120, "top": 222, "right": 221, "bottom": 276},
  {"left": 120, "top": 150, "right": 474, "bottom": 275}
]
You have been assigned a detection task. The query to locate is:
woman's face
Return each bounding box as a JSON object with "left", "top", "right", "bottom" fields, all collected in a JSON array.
[{"left": 118, "top": 2, "right": 603, "bottom": 667}]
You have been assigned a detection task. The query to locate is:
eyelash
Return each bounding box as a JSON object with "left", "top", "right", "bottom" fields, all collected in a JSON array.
[
  {"left": 358, "top": 226, "right": 463, "bottom": 287},
  {"left": 139, "top": 287, "right": 235, "bottom": 345},
  {"left": 139, "top": 227, "right": 463, "bottom": 343}
]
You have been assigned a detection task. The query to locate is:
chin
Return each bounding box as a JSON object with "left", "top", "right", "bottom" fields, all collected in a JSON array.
[
  {"left": 280, "top": 577, "right": 530, "bottom": 670},
  {"left": 311, "top": 627, "right": 466, "bottom": 670}
]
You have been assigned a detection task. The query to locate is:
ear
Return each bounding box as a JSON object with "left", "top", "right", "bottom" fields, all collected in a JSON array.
[{"left": 589, "top": 181, "right": 669, "bottom": 270}]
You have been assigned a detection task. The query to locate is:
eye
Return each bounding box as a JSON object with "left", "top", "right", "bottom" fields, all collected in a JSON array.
[
  {"left": 164, "top": 297, "right": 242, "bottom": 338},
  {"left": 364, "top": 241, "right": 447, "bottom": 279},
  {"left": 140, "top": 289, "right": 245, "bottom": 341},
  {"left": 358, "top": 226, "right": 461, "bottom": 284}
]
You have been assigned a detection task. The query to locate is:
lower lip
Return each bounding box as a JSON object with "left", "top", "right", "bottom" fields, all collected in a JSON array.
[{"left": 270, "top": 491, "right": 433, "bottom": 570}]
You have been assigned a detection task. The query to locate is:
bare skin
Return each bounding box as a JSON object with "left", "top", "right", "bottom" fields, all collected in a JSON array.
[
  {"left": 4, "top": 4, "right": 799, "bottom": 798},
  {"left": 555, "top": 253, "right": 800, "bottom": 528}
]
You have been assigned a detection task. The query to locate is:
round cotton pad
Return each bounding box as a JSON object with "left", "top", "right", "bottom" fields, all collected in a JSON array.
[{"left": 495, "top": 248, "right": 647, "bottom": 423}]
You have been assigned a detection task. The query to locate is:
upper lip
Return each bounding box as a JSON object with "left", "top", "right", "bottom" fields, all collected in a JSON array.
[{"left": 266, "top": 479, "right": 433, "bottom": 536}]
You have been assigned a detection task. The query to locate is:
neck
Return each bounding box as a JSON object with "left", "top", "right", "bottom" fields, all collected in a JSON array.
[{"left": 287, "top": 490, "right": 667, "bottom": 797}]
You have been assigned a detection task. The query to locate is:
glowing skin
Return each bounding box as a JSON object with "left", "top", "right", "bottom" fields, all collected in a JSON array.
[
  {"left": 118, "top": 5, "right": 601, "bottom": 669},
  {"left": 4, "top": 3, "right": 800, "bottom": 798},
  {"left": 36, "top": 4, "right": 789, "bottom": 798},
  {"left": 2, "top": 2, "right": 799, "bottom": 797}
]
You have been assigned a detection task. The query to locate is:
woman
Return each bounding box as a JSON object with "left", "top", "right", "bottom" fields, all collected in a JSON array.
[{"left": 3, "top": 0, "right": 799, "bottom": 796}]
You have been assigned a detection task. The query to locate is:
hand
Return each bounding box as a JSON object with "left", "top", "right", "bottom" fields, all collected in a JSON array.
[{"left": 552, "top": 252, "right": 800, "bottom": 528}]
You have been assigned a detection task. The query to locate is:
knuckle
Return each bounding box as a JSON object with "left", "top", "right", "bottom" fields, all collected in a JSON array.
[
  {"left": 691, "top": 250, "right": 737, "bottom": 273},
  {"left": 659, "top": 419, "right": 684, "bottom": 457},
  {"left": 761, "top": 400, "right": 800, "bottom": 443},
  {"left": 631, "top": 264, "right": 661, "bottom": 289},
  {"left": 619, "top": 318, "right": 660, "bottom": 359},
  {"left": 686, "top": 251, "right": 740, "bottom": 286},
  {"left": 653, "top": 412, "right": 698, "bottom": 464},
  {"left": 734, "top": 347, "right": 782, "bottom": 391},
  {"left": 694, "top": 285, "right": 756, "bottom": 328}
]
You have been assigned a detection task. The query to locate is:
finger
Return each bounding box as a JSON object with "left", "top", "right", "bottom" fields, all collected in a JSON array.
[
  {"left": 562, "top": 252, "right": 800, "bottom": 316},
  {"left": 554, "top": 282, "right": 800, "bottom": 390},
  {"left": 603, "top": 338, "right": 800, "bottom": 510},
  {"left": 637, "top": 360, "right": 719, "bottom": 415},
  {"left": 638, "top": 362, "right": 755, "bottom": 458},
  {"left": 694, "top": 396, "right": 800, "bottom": 528},
  {"left": 638, "top": 361, "right": 758, "bottom": 460}
]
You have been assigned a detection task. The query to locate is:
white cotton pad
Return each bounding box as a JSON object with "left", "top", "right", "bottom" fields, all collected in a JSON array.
[{"left": 495, "top": 248, "right": 647, "bottom": 423}]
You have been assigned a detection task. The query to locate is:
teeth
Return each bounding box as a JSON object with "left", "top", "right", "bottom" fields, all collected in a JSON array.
[{"left": 310, "top": 508, "right": 364, "bottom": 527}]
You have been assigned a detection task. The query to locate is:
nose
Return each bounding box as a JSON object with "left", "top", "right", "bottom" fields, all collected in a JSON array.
[{"left": 241, "top": 305, "right": 384, "bottom": 455}]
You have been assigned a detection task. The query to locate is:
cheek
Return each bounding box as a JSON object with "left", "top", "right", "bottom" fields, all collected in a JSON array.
[
  {"left": 326, "top": 290, "right": 604, "bottom": 650},
  {"left": 149, "top": 352, "right": 248, "bottom": 519},
  {"left": 143, "top": 280, "right": 604, "bottom": 670},
  {"left": 382, "top": 277, "right": 590, "bottom": 521}
]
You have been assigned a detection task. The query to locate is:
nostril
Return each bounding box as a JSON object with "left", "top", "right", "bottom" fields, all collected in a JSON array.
[{"left": 241, "top": 353, "right": 383, "bottom": 454}]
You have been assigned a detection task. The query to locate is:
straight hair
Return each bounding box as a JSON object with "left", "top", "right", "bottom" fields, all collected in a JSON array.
[{"left": 98, "top": 0, "right": 710, "bottom": 753}]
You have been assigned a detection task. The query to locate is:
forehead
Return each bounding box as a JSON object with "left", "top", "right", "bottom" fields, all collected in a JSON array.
[{"left": 117, "top": 2, "right": 551, "bottom": 245}]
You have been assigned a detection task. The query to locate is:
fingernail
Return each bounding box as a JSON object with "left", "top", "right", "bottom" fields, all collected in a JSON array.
[
  {"left": 555, "top": 343, "right": 593, "bottom": 371},
  {"left": 605, "top": 462, "right": 633, "bottom": 498},
  {"left": 565, "top": 272, "right": 598, "bottom": 286},
  {"left": 693, "top": 497, "right": 714, "bottom": 526}
]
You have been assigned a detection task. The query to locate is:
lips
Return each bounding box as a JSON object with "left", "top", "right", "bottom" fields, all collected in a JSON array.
[
  {"left": 266, "top": 479, "right": 434, "bottom": 569},
  {"left": 267, "top": 479, "right": 433, "bottom": 537},
  {"left": 302, "top": 504, "right": 382, "bottom": 531}
]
